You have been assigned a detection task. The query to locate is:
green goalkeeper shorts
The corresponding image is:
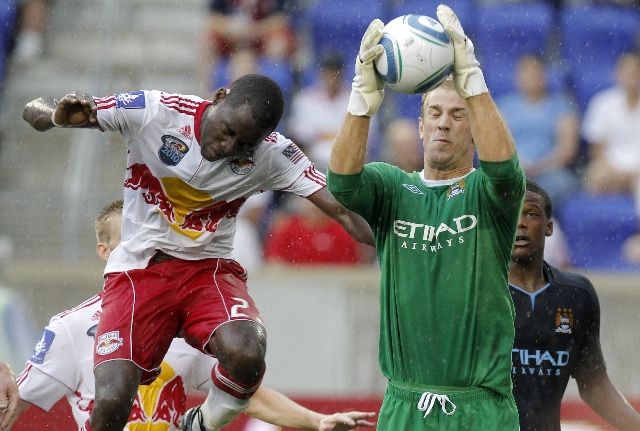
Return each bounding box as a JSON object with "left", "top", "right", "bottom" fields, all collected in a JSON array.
[{"left": 377, "top": 381, "right": 520, "bottom": 430}]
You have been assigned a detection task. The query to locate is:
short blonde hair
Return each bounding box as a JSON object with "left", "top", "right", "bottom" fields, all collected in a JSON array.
[
  {"left": 95, "top": 200, "right": 123, "bottom": 244},
  {"left": 420, "top": 75, "right": 456, "bottom": 118}
]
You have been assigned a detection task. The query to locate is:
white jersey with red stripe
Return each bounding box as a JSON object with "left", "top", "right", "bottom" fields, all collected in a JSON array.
[
  {"left": 17, "top": 294, "right": 216, "bottom": 431},
  {"left": 94, "top": 90, "right": 325, "bottom": 274}
]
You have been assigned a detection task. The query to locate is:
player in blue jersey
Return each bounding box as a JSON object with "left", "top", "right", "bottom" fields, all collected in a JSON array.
[{"left": 509, "top": 180, "right": 640, "bottom": 431}]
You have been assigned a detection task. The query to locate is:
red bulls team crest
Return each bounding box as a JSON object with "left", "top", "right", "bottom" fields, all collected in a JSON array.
[
  {"left": 229, "top": 156, "right": 255, "bottom": 175},
  {"left": 96, "top": 331, "right": 123, "bottom": 355}
]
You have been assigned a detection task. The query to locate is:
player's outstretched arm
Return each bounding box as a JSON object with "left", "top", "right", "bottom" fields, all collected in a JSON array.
[
  {"left": 329, "top": 19, "right": 384, "bottom": 176},
  {"left": 306, "top": 188, "right": 375, "bottom": 246},
  {"left": 436, "top": 4, "right": 516, "bottom": 163},
  {"left": 0, "top": 362, "right": 29, "bottom": 430},
  {"left": 247, "top": 386, "right": 376, "bottom": 430},
  {"left": 577, "top": 371, "right": 640, "bottom": 431},
  {"left": 23, "top": 91, "right": 100, "bottom": 132}
]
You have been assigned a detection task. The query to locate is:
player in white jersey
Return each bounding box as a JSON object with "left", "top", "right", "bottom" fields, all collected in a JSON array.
[
  {"left": 22, "top": 74, "right": 374, "bottom": 431},
  {"left": 1, "top": 201, "right": 374, "bottom": 431},
  {"left": 17, "top": 295, "right": 213, "bottom": 431}
]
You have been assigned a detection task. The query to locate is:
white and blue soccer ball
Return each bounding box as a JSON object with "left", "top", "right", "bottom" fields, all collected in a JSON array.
[{"left": 374, "top": 14, "right": 455, "bottom": 94}]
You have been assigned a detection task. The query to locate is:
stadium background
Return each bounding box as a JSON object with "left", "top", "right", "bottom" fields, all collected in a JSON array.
[{"left": 0, "top": 0, "right": 638, "bottom": 429}]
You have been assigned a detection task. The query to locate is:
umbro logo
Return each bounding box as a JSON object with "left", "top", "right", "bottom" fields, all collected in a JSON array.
[
  {"left": 177, "top": 125, "right": 192, "bottom": 140},
  {"left": 402, "top": 184, "right": 424, "bottom": 195}
]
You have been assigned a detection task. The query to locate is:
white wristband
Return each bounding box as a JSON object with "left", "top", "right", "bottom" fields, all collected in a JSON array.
[
  {"left": 50, "top": 110, "right": 63, "bottom": 127},
  {"left": 463, "top": 67, "right": 488, "bottom": 99}
]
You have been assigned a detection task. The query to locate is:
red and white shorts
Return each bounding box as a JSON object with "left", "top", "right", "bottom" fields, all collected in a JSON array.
[{"left": 94, "top": 255, "right": 263, "bottom": 383}]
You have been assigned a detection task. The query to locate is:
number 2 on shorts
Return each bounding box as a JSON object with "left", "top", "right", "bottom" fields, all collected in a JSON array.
[{"left": 230, "top": 297, "right": 249, "bottom": 318}]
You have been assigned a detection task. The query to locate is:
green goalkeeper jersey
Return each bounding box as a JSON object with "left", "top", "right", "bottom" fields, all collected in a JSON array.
[{"left": 327, "top": 155, "right": 525, "bottom": 396}]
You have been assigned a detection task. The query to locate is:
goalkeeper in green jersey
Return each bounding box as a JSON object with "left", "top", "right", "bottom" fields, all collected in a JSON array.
[{"left": 327, "top": 4, "right": 525, "bottom": 430}]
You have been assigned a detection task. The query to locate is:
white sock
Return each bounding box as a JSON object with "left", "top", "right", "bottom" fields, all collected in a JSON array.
[{"left": 200, "top": 384, "right": 249, "bottom": 430}]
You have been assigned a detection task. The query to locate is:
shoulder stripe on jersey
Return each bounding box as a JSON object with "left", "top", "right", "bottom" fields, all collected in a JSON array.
[
  {"left": 95, "top": 96, "right": 116, "bottom": 110},
  {"left": 161, "top": 99, "right": 199, "bottom": 109},
  {"left": 162, "top": 104, "right": 197, "bottom": 116},
  {"left": 160, "top": 95, "right": 200, "bottom": 116},
  {"left": 16, "top": 363, "right": 32, "bottom": 386},
  {"left": 304, "top": 165, "right": 326, "bottom": 186},
  {"left": 161, "top": 95, "right": 200, "bottom": 107},
  {"left": 161, "top": 102, "right": 197, "bottom": 116},
  {"left": 56, "top": 294, "right": 102, "bottom": 319},
  {"left": 264, "top": 133, "right": 278, "bottom": 144}
]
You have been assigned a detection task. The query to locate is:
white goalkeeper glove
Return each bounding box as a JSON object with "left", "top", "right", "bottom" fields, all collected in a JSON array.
[
  {"left": 347, "top": 19, "right": 386, "bottom": 117},
  {"left": 436, "top": 4, "right": 488, "bottom": 99}
]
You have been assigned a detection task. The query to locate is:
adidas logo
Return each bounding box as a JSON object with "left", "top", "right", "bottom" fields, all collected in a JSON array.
[{"left": 177, "top": 125, "right": 192, "bottom": 139}]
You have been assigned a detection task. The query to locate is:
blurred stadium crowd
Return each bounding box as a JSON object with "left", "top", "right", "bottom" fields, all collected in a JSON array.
[{"left": 0, "top": 0, "right": 639, "bottom": 272}]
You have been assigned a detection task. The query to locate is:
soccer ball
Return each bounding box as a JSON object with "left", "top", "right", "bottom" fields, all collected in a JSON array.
[{"left": 374, "top": 14, "right": 455, "bottom": 94}]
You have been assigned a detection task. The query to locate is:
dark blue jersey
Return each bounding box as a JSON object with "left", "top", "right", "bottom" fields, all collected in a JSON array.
[{"left": 510, "top": 262, "right": 606, "bottom": 431}]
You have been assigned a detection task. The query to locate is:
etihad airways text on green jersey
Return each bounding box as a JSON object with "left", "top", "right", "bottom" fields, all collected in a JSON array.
[{"left": 327, "top": 156, "right": 525, "bottom": 396}]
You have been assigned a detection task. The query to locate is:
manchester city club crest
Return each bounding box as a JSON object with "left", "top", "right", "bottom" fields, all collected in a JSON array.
[
  {"left": 158, "top": 135, "right": 189, "bottom": 166},
  {"left": 447, "top": 179, "right": 466, "bottom": 200},
  {"left": 554, "top": 308, "right": 574, "bottom": 334},
  {"left": 229, "top": 157, "right": 255, "bottom": 175}
]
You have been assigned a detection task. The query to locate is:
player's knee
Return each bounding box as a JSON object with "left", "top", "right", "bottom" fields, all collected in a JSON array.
[
  {"left": 92, "top": 393, "right": 132, "bottom": 421},
  {"left": 211, "top": 321, "right": 266, "bottom": 384},
  {"left": 92, "top": 361, "right": 141, "bottom": 423}
]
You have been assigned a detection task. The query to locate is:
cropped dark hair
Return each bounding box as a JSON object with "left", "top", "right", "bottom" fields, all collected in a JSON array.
[
  {"left": 227, "top": 74, "right": 284, "bottom": 132},
  {"left": 526, "top": 179, "right": 553, "bottom": 219}
]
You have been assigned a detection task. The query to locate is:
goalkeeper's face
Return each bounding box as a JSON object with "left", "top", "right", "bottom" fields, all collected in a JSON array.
[{"left": 419, "top": 86, "right": 474, "bottom": 172}]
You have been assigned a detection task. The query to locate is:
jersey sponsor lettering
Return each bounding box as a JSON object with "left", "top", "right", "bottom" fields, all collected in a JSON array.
[
  {"left": 393, "top": 215, "right": 477, "bottom": 241},
  {"left": 31, "top": 329, "right": 55, "bottom": 364},
  {"left": 512, "top": 348, "right": 570, "bottom": 377},
  {"left": 393, "top": 215, "right": 477, "bottom": 254}
]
